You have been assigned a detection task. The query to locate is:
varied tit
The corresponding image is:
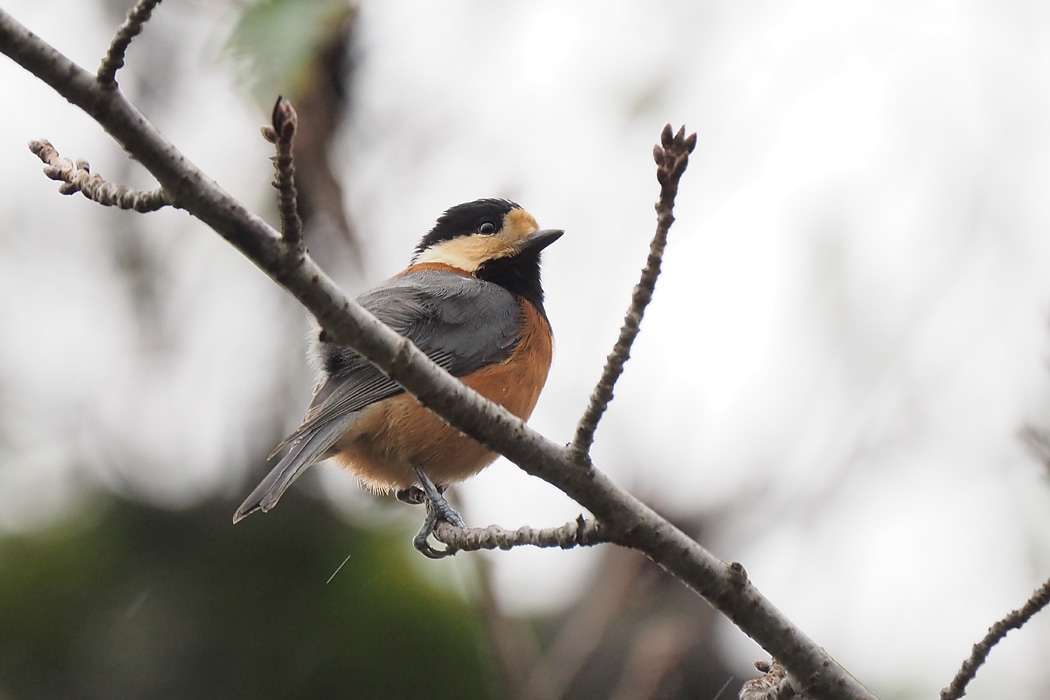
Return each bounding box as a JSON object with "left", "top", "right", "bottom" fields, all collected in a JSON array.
[{"left": 233, "top": 198, "right": 562, "bottom": 557}]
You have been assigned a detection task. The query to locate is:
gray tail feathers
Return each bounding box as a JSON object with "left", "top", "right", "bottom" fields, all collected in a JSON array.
[{"left": 232, "top": 417, "right": 355, "bottom": 523}]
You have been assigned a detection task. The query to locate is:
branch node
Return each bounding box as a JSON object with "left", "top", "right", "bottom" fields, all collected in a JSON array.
[
  {"left": 97, "top": 0, "right": 163, "bottom": 85},
  {"left": 265, "top": 95, "right": 304, "bottom": 252},
  {"left": 28, "top": 138, "right": 172, "bottom": 212},
  {"left": 741, "top": 660, "right": 799, "bottom": 700},
  {"left": 569, "top": 124, "right": 697, "bottom": 461},
  {"left": 728, "top": 561, "right": 749, "bottom": 589}
]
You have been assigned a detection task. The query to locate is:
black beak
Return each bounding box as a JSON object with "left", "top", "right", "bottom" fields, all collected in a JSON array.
[{"left": 521, "top": 228, "right": 564, "bottom": 253}]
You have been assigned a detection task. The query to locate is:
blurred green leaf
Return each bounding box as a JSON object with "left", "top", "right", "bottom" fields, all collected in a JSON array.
[
  {"left": 226, "top": 0, "right": 354, "bottom": 106},
  {"left": 0, "top": 495, "right": 489, "bottom": 700}
]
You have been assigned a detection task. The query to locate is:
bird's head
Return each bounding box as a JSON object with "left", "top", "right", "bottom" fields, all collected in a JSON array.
[
  {"left": 413, "top": 199, "right": 562, "bottom": 310},
  {"left": 413, "top": 198, "right": 562, "bottom": 271}
]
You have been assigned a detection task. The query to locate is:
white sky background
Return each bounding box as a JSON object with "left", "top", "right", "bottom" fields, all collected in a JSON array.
[{"left": 3, "top": 0, "right": 1050, "bottom": 697}]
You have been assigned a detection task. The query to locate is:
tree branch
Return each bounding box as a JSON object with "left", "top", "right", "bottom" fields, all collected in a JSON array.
[
  {"left": 432, "top": 516, "right": 607, "bottom": 554},
  {"left": 940, "top": 575, "right": 1050, "bottom": 700},
  {"left": 97, "top": 0, "right": 163, "bottom": 85},
  {"left": 569, "top": 125, "right": 695, "bottom": 462},
  {"left": 28, "top": 139, "right": 172, "bottom": 212},
  {"left": 0, "top": 10, "right": 877, "bottom": 700},
  {"left": 261, "top": 96, "right": 305, "bottom": 250}
]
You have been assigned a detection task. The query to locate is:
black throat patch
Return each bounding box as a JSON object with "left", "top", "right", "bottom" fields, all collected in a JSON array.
[{"left": 475, "top": 247, "right": 547, "bottom": 317}]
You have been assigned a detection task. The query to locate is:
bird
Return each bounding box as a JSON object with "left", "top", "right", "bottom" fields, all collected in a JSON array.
[{"left": 233, "top": 198, "right": 562, "bottom": 557}]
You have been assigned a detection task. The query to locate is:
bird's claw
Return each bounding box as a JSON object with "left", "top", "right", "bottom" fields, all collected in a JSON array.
[{"left": 410, "top": 464, "right": 465, "bottom": 559}]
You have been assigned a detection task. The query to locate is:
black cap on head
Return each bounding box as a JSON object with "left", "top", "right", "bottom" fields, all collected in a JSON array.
[{"left": 414, "top": 198, "right": 519, "bottom": 257}]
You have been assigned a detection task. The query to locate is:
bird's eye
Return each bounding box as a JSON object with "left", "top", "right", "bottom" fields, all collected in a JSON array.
[{"left": 478, "top": 220, "right": 497, "bottom": 235}]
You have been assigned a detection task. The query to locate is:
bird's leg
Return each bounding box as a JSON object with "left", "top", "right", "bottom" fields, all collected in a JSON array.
[
  {"left": 396, "top": 477, "right": 450, "bottom": 505},
  {"left": 410, "top": 463, "right": 465, "bottom": 559},
  {"left": 413, "top": 464, "right": 464, "bottom": 528}
]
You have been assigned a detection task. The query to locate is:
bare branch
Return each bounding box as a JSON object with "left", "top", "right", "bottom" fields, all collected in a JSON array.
[
  {"left": 28, "top": 139, "right": 172, "bottom": 212},
  {"left": 261, "top": 96, "right": 305, "bottom": 251},
  {"left": 0, "top": 12, "right": 878, "bottom": 700},
  {"left": 570, "top": 124, "right": 697, "bottom": 462},
  {"left": 432, "top": 515, "right": 607, "bottom": 554},
  {"left": 940, "top": 575, "right": 1050, "bottom": 700},
  {"left": 98, "top": 0, "right": 163, "bottom": 86}
]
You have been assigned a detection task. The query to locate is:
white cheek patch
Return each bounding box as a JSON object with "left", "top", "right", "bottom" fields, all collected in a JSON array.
[
  {"left": 415, "top": 231, "right": 523, "bottom": 271},
  {"left": 415, "top": 235, "right": 489, "bottom": 271}
]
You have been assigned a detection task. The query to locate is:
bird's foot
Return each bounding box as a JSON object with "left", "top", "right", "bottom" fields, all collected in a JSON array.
[{"left": 410, "top": 464, "right": 465, "bottom": 559}]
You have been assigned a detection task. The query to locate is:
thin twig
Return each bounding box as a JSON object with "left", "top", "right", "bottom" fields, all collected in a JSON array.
[
  {"left": 29, "top": 139, "right": 172, "bottom": 212},
  {"left": 261, "top": 96, "right": 305, "bottom": 251},
  {"left": 97, "top": 0, "right": 163, "bottom": 85},
  {"left": 432, "top": 515, "right": 607, "bottom": 555},
  {"left": 940, "top": 575, "right": 1050, "bottom": 700},
  {"left": 569, "top": 124, "right": 697, "bottom": 462}
]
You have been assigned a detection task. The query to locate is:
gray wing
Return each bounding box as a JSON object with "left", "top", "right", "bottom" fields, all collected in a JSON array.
[
  {"left": 305, "top": 270, "right": 522, "bottom": 430},
  {"left": 233, "top": 269, "right": 522, "bottom": 521}
]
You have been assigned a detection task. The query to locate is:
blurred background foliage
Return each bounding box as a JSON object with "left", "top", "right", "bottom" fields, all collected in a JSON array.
[{"left": 0, "top": 496, "right": 489, "bottom": 700}]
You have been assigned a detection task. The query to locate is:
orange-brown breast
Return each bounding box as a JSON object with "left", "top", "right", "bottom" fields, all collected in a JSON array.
[{"left": 330, "top": 299, "right": 553, "bottom": 491}]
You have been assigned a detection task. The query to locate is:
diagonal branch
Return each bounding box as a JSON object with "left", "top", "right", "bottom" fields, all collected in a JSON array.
[
  {"left": 569, "top": 125, "right": 696, "bottom": 462},
  {"left": 940, "top": 575, "right": 1050, "bottom": 700},
  {"left": 98, "top": 0, "right": 163, "bottom": 85},
  {"left": 29, "top": 139, "right": 172, "bottom": 212},
  {"left": 0, "top": 11, "right": 877, "bottom": 700}
]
